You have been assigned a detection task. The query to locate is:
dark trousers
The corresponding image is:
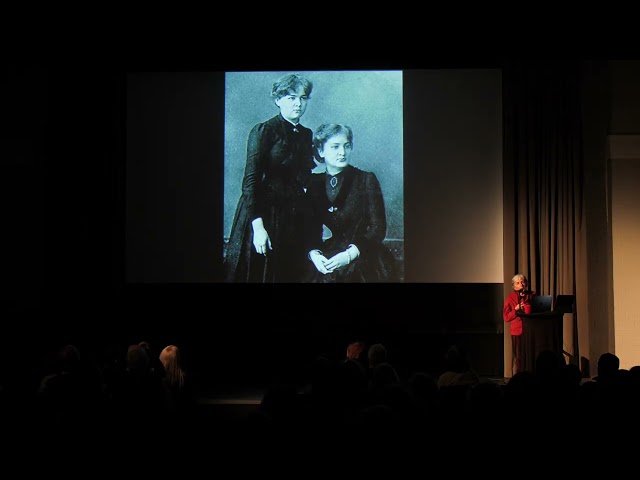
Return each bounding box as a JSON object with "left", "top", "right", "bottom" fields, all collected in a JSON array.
[{"left": 512, "top": 334, "right": 522, "bottom": 375}]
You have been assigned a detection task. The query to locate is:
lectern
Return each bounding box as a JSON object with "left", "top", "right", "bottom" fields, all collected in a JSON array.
[{"left": 517, "top": 310, "right": 564, "bottom": 373}]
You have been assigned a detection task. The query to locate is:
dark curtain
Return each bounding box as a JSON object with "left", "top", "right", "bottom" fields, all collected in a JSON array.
[{"left": 502, "top": 61, "right": 583, "bottom": 377}]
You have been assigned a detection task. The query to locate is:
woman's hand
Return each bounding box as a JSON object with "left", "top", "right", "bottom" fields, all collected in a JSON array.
[
  {"left": 251, "top": 218, "right": 272, "bottom": 255},
  {"left": 309, "top": 250, "right": 331, "bottom": 274},
  {"left": 325, "top": 251, "right": 351, "bottom": 271}
]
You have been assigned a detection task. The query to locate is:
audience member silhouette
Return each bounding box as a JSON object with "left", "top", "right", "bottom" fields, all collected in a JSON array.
[
  {"left": 367, "top": 343, "right": 388, "bottom": 370},
  {"left": 158, "top": 344, "right": 194, "bottom": 420},
  {"left": 466, "top": 381, "right": 505, "bottom": 419},
  {"left": 108, "top": 344, "right": 168, "bottom": 429},
  {"left": 593, "top": 352, "right": 620, "bottom": 387},
  {"left": 36, "top": 344, "right": 104, "bottom": 430},
  {"left": 561, "top": 362, "right": 584, "bottom": 407},
  {"left": 159, "top": 345, "right": 186, "bottom": 391},
  {"left": 503, "top": 370, "right": 537, "bottom": 411},
  {"left": 436, "top": 344, "right": 480, "bottom": 388},
  {"left": 139, "top": 340, "right": 164, "bottom": 379},
  {"left": 436, "top": 344, "right": 480, "bottom": 419},
  {"left": 590, "top": 352, "right": 625, "bottom": 420},
  {"left": 367, "top": 347, "right": 406, "bottom": 421}
]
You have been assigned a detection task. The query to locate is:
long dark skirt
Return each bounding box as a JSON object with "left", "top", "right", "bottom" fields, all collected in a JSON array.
[{"left": 224, "top": 195, "right": 310, "bottom": 283}]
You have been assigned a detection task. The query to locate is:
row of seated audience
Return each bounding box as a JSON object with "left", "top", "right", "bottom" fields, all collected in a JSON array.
[
  {"left": 251, "top": 342, "right": 640, "bottom": 437},
  {"left": 23, "top": 340, "right": 192, "bottom": 438},
  {"left": 2, "top": 337, "right": 640, "bottom": 443}
]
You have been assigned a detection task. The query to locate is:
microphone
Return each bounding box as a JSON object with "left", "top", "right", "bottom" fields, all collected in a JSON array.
[{"left": 519, "top": 284, "right": 527, "bottom": 310}]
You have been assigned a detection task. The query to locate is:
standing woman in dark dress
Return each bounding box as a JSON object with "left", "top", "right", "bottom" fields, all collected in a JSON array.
[
  {"left": 224, "top": 73, "right": 316, "bottom": 283},
  {"left": 306, "top": 123, "right": 398, "bottom": 283}
]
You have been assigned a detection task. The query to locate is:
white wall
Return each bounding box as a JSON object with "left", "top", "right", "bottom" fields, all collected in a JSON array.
[{"left": 610, "top": 134, "right": 640, "bottom": 369}]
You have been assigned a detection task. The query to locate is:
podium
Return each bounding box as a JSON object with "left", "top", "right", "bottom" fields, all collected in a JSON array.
[{"left": 518, "top": 311, "right": 564, "bottom": 373}]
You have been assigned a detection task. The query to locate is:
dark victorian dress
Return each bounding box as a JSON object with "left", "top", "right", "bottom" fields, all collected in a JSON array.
[
  {"left": 224, "top": 114, "right": 315, "bottom": 283},
  {"left": 305, "top": 165, "right": 398, "bottom": 283}
]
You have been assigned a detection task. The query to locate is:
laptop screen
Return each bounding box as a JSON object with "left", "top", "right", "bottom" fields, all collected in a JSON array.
[
  {"left": 530, "top": 295, "right": 553, "bottom": 313},
  {"left": 554, "top": 295, "right": 575, "bottom": 313}
]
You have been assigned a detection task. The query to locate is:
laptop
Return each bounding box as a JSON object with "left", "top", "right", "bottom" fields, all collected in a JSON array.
[
  {"left": 529, "top": 295, "right": 553, "bottom": 313},
  {"left": 553, "top": 294, "right": 575, "bottom": 314}
]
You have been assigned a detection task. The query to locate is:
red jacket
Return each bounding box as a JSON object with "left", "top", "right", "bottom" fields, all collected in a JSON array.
[{"left": 503, "top": 290, "right": 535, "bottom": 336}]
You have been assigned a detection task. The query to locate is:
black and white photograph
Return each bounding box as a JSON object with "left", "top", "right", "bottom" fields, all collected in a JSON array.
[{"left": 223, "top": 71, "right": 404, "bottom": 283}]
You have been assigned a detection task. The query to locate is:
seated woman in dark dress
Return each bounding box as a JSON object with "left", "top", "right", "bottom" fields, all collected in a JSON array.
[{"left": 305, "top": 123, "right": 398, "bottom": 283}]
